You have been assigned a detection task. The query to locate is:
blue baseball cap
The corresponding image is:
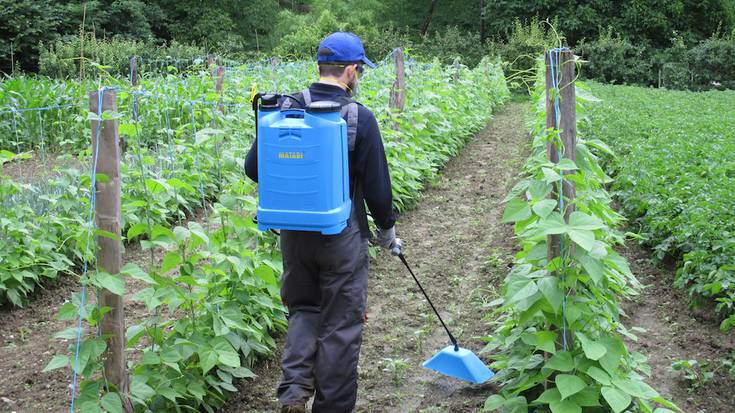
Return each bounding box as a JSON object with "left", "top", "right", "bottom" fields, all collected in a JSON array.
[{"left": 316, "top": 32, "right": 376, "bottom": 69}]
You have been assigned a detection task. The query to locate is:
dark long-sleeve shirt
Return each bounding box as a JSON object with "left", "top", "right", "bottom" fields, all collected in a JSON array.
[{"left": 244, "top": 82, "right": 396, "bottom": 230}]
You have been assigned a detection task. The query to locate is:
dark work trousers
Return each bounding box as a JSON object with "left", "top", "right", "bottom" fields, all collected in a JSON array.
[{"left": 277, "top": 213, "right": 369, "bottom": 413}]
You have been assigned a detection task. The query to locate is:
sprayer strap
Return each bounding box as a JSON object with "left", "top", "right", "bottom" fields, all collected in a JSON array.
[
  {"left": 281, "top": 90, "right": 310, "bottom": 110},
  {"left": 340, "top": 102, "right": 359, "bottom": 151}
]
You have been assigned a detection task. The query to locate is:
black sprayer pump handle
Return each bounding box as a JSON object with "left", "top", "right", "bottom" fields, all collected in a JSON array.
[{"left": 398, "top": 253, "right": 459, "bottom": 351}]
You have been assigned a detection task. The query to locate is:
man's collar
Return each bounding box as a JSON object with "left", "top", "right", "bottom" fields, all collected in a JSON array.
[{"left": 312, "top": 81, "right": 349, "bottom": 96}]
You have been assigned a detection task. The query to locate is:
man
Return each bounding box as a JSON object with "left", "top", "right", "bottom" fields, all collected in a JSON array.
[{"left": 244, "top": 32, "right": 402, "bottom": 413}]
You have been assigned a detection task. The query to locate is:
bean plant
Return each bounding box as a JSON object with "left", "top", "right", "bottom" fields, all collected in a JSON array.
[{"left": 484, "top": 61, "right": 677, "bottom": 413}]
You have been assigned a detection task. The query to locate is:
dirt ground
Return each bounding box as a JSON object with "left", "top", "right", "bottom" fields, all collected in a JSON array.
[
  {"left": 2, "top": 101, "right": 734, "bottom": 413},
  {"left": 623, "top": 246, "right": 735, "bottom": 413}
]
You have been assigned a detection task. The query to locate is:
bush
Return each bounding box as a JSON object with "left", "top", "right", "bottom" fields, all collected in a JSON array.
[
  {"left": 577, "top": 29, "right": 735, "bottom": 90},
  {"left": 576, "top": 29, "right": 654, "bottom": 85},
  {"left": 38, "top": 33, "right": 206, "bottom": 79},
  {"left": 495, "top": 18, "right": 556, "bottom": 93},
  {"left": 412, "top": 26, "right": 493, "bottom": 67},
  {"left": 689, "top": 31, "right": 735, "bottom": 89}
]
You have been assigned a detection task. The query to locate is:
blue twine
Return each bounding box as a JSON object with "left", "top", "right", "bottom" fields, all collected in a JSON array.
[
  {"left": 188, "top": 103, "right": 208, "bottom": 215},
  {"left": 69, "top": 87, "right": 108, "bottom": 412},
  {"left": 0, "top": 103, "right": 78, "bottom": 116}
]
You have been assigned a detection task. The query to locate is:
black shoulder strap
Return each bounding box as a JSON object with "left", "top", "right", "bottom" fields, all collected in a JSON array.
[{"left": 335, "top": 96, "right": 359, "bottom": 151}]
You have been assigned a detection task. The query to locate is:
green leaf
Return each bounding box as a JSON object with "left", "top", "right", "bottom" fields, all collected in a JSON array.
[
  {"left": 507, "top": 279, "right": 539, "bottom": 305},
  {"left": 534, "top": 388, "right": 561, "bottom": 404},
  {"left": 612, "top": 377, "right": 659, "bottom": 399},
  {"left": 576, "top": 332, "right": 607, "bottom": 360},
  {"left": 121, "top": 263, "right": 156, "bottom": 284},
  {"left": 127, "top": 223, "right": 149, "bottom": 240},
  {"left": 254, "top": 265, "right": 277, "bottom": 286},
  {"left": 538, "top": 276, "right": 564, "bottom": 312},
  {"left": 585, "top": 366, "right": 611, "bottom": 385},
  {"left": 199, "top": 348, "right": 218, "bottom": 375},
  {"left": 188, "top": 222, "right": 210, "bottom": 246},
  {"left": 130, "top": 376, "right": 156, "bottom": 401},
  {"left": 569, "top": 229, "right": 596, "bottom": 251},
  {"left": 151, "top": 224, "right": 175, "bottom": 241},
  {"left": 100, "top": 392, "right": 123, "bottom": 413},
  {"left": 502, "top": 198, "right": 532, "bottom": 223},
  {"left": 503, "top": 396, "right": 529, "bottom": 413},
  {"left": 483, "top": 394, "right": 506, "bottom": 411},
  {"left": 556, "top": 374, "right": 587, "bottom": 400},
  {"left": 57, "top": 302, "right": 79, "bottom": 320},
  {"left": 568, "top": 211, "right": 605, "bottom": 230},
  {"left": 54, "top": 327, "right": 81, "bottom": 340},
  {"left": 549, "top": 399, "right": 581, "bottom": 413},
  {"left": 532, "top": 199, "right": 557, "bottom": 218},
  {"left": 601, "top": 386, "right": 631, "bottom": 413},
  {"left": 571, "top": 386, "right": 601, "bottom": 407},
  {"left": 161, "top": 251, "right": 182, "bottom": 273},
  {"left": 42, "top": 355, "right": 70, "bottom": 372},
  {"left": 577, "top": 250, "right": 606, "bottom": 284},
  {"left": 536, "top": 331, "right": 557, "bottom": 354},
  {"left": 546, "top": 351, "right": 574, "bottom": 372},
  {"left": 95, "top": 272, "right": 125, "bottom": 295},
  {"left": 542, "top": 167, "right": 562, "bottom": 183}
]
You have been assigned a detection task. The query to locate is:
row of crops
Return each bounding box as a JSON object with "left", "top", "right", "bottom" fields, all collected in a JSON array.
[
  {"left": 1, "top": 57, "right": 510, "bottom": 411},
  {"left": 485, "top": 63, "right": 679, "bottom": 413},
  {"left": 581, "top": 84, "right": 735, "bottom": 333}
]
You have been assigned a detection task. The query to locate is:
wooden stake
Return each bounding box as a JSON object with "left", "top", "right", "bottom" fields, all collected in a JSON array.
[
  {"left": 130, "top": 56, "right": 138, "bottom": 87},
  {"left": 90, "top": 90, "right": 133, "bottom": 412},
  {"left": 545, "top": 49, "right": 576, "bottom": 348},
  {"left": 545, "top": 49, "right": 577, "bottom": 252},
  {"left": 389, "top": 48, "right": 406, "bottom": 130},
  {"left": 215, "top": 66, "right": 225, "bottom": 114},
  {"left": 271, "top": 57, "right": 278, "bottom": 91}
]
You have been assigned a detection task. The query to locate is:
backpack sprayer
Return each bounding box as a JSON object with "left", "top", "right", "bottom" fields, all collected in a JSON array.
[{"left": 252, "top": 93, "right": 352, "bottom": 235}]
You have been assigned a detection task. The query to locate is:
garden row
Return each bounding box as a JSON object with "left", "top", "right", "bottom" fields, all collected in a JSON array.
[
  {"left": 581, "top": 84, "right": 735, "bottom": 335},
  {"left": 35, "top": 57, "right": 510, "bottom": 411},
  {"left": 484, "top": 57, "right": 678, "bottom": 413}
]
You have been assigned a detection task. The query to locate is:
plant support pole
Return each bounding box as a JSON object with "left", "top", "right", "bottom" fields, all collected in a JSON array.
[
  {"left": 545, "top": 49, "right": 577, "bottom": 349},
  {"left": 545, "top": 49, "right": 577, "bottom": 257},
  {"left": 90, "top": 90, "right": 133, "bottom": 412},
  {"left": 389, "top": 48, "right": 406, "bottom": 130}
]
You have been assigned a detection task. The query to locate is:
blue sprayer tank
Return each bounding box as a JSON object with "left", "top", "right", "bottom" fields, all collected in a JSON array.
[{"left": 256, "top": 97, "right": 352, "bottom": 235}]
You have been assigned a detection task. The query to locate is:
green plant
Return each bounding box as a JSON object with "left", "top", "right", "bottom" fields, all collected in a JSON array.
[
  {"left": 580, "top": 82, "right": 735, "bottom": 331},
  {"left": 670, "top": 359, "right": 715, "bottom": 391},
  {"left": 483, "top": 60, "right": 676, "bottom": 413},
  {"left": 382, "top": 357, "right": 411, "bottom": 384}
]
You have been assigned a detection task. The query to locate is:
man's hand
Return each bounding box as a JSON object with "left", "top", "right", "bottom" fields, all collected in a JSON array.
[{"left": 376, "top": 226, "right": 402, "bottom": 256}]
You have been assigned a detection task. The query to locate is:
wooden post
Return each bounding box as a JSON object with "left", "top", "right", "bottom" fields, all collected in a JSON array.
[
  {"left": 271, "top": 57, "right": 278, "bottom": 91},
  {"left": 452, "top": 58, "right": 461, "bottom": 82},
  {"left": 545, "top": 49, "right": 576, "bottom": 345},
  {"left": 215, "top": 66, "right": 225, "bottom": 114},
  {"left": 90, "top": 90, "right": 133, "bottom": 413},
  {"left": 389, "top": 48, "right": 406, "bottom": 131},
  {"left": 129, "top": 56, "right": 138, "bottom": 87}
]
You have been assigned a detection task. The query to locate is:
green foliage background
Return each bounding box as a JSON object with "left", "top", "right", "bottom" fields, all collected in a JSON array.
[{"left": 2, "top": 0, "right": 734, "bottom": 85}]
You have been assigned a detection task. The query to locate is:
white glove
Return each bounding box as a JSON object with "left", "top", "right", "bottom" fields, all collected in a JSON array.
[{"left": 376, "top": 226, "right": 402, "bottom": 256}]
